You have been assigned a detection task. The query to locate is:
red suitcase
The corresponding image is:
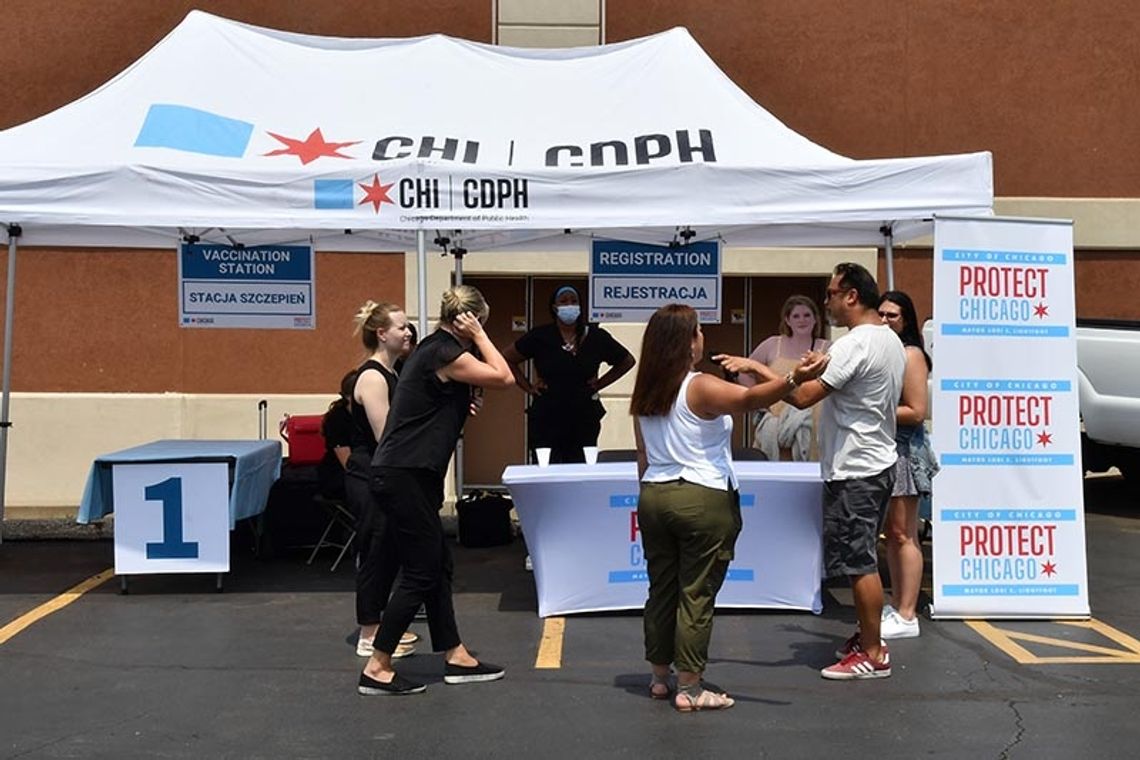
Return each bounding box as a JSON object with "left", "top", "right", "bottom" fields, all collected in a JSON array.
[{"left": 281, "top": 414, "right": 326, "bottom": 465}]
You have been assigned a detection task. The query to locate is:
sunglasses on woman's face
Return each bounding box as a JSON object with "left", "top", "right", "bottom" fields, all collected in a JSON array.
[{"left": 878, "top": 310, "right": 902, "bottom": 321}]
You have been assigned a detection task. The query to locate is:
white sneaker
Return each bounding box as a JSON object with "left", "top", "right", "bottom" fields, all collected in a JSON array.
[
  {"left": 356, "top": 636, "right": 418, "bottom": 657},
  {"left": 881, "top": 604, "right": 897, "bottom": 621},
  {"left": 881, "top": 610, "right": 920, "bottom": 640}
]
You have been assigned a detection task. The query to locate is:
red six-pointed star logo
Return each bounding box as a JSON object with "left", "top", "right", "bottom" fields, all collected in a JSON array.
[
  {"left": 1037, "top": 430, "right": 1053, "bottom": 447},
  {"left": 264, "top": 128, "right": 360, "bottom": 165},
  {"left": 358, "top": 174, "right": 395, "bottom": 213},
  {"left": 1041, "top": 560, "right": 1057, "bottom": 577},
  {"left": 1034, "top": 302, "right": 1049, "bottom": 318}
]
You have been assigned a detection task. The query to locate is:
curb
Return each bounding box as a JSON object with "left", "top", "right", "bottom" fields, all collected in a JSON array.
[{"left": 1, "top": 518, "right": 113, "bottom": 541}]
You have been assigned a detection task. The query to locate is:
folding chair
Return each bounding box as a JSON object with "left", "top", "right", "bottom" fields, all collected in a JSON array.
[{"left": 307, "top": 495, "right": 357, "bottom": 571}]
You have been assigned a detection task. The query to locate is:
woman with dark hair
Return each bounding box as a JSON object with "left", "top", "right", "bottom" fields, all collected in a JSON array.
[
  {"left": 630, "top": 304, "right": 827, "bottom": 711},
  {"left": 316, "top": 370, "right": 357, "bottom": 502},
  {"left": 394, "top": 321, "right": 418, "bottom": 375},
  {"left": 876, "top": 290, "right": 937, "bottom": 639},
  {"left": 740, "top": 294, "right": 831, "bottom": 461},
  {"left": 503, "top": 285, "right": 635, "bottom": 464},
  {"left": 359, "top": 285, "right": 515, "bottom": 696}
]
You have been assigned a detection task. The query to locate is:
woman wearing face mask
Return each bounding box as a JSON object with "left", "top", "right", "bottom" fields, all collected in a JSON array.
[{"left": 503, "top": 285, "right": 635, "bottom": 464}]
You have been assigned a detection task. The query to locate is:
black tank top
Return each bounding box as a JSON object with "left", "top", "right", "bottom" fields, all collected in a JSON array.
[{"left": 350, "top": 359, "right": 398, "bottom": 458}]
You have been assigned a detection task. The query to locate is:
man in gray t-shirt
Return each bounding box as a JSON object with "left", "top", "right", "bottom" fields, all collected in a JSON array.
[{"left": 785, "top": 262, "right": 905, "bottom": 680}]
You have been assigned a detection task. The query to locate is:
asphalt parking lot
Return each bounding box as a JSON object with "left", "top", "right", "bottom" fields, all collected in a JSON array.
[{"left": 1, "top": 474, "right": 1138, "bottom": 760}]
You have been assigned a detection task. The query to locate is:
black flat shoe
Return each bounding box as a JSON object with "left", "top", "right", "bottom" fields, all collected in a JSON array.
[
  {"left": 358, "top": 672, "right": 427, "bottom": 696},
  {"left": 443, "top": 661, "right": 505, "bottom": 684}
]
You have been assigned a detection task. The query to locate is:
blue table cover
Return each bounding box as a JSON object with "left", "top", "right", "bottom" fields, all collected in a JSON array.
[{"left": 77, "top": 439, "right": 282, "bottom": 528}]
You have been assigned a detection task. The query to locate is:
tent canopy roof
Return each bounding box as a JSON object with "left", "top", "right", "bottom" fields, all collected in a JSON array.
[{"left": 0, "top": 11, "right": 992, "bottom": 251}]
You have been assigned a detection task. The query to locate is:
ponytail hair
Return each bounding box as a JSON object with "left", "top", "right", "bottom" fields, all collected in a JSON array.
[
  {"left": 353, "top": 301, "right": 401, "bottom": 351},
  {"left": 440, "top": 285, "right": 490, "bottom": 324}
]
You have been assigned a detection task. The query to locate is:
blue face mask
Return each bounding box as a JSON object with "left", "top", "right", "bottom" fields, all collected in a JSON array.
[{"left": 555, "top": 304, "right": 580, "bottom": 325}]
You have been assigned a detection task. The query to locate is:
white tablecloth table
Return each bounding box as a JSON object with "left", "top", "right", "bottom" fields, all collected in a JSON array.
[{"left": 502, "top": 460, "right": 824, "bottom": 617}]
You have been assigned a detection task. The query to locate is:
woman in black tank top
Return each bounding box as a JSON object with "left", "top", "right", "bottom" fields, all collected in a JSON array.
[{"left": 347, "top": 301, "right": 413, "bottom": 658}]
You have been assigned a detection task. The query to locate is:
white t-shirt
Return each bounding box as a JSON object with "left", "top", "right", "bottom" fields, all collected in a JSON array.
[
  {"left": 639, "top": 372, "right": 737, "bottom": 491},
  {"left": 817, "top": 323, "right": 906, "bottom": 481}
]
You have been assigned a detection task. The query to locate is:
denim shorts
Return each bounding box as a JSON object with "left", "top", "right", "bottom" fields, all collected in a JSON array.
[{"left": 822, "top": 467, "right": 895, "bottom": 577}]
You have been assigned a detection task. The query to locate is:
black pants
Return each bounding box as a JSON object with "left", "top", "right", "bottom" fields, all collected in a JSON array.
[
  {"left": 371, "top": 466, "right": 462, "bottom": 655},
  {"left": 528, "top": 405, "right": 602, "bottom": 464},
  {"left": 348, "top": 463, "right": 398, "bottom": 627}
]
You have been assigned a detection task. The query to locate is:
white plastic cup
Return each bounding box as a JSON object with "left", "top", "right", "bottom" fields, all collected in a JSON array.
[
  {"left": 583, "top": 446, "right": 599, "bottom": 465},
  {"left": 535, "top": 447, "right": 552, "bottom": 467}
]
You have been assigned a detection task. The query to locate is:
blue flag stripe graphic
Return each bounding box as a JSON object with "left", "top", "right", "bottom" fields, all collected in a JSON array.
[
  {"left": 314, "top": 180, "right": 355, "bottom": 209},
  {"left": 135, "top": 104, "right": 254, "bottom": 158}
]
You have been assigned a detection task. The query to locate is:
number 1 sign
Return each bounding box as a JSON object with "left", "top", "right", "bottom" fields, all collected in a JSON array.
[{"left": 112, "top": 462, "right": 230, "bottom": 575}]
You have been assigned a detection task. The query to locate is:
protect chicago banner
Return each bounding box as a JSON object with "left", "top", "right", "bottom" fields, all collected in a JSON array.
[{"left": 930, "top": 217, "right": 1089, "bottom": 618}]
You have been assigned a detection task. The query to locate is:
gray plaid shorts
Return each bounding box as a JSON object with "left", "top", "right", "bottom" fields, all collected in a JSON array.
[{"left": 822, "top": 467, "right": 895, "bottom": 577}]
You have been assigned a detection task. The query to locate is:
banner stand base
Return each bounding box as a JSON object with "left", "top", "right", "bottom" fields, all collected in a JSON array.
[{"left": 928, "top": 603, "right": 1092, "bottom": 621}]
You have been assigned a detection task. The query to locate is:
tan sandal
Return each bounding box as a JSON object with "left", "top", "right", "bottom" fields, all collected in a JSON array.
[
  {"left": 649, "top": 673, "right": 672, "bottom": 700},
  {"left": 674, "top": 686, "right": 735, "bottom": 712}
]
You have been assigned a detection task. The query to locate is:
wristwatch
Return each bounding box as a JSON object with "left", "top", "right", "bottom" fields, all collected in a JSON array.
[{"left": 784, "top": 370, "right": 797, "bottom": 388}]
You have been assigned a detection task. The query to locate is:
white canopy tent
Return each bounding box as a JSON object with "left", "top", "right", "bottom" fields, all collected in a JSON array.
[{"left": 0, "top": 11, "right": 992, "bottom": 529}]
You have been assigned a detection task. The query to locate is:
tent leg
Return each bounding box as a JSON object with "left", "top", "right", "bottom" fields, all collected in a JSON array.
[
  {"left": 0, "top": 227, "right": 20, "bottom": 543},
  {"left": 416, "top": 229, "right": 428, "bottom": 339},
  {"left": 882, "top": 223, "right": 895, "bottom": 291}
]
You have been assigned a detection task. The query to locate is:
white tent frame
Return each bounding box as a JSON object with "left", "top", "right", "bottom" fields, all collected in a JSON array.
[{"left": 0, "top": 13, "right": 991, "bottom": 537}]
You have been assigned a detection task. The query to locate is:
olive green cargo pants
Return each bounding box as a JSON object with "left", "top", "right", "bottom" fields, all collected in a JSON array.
[{"left": 638, "top": 479, "right": 741, "bottom": 674}]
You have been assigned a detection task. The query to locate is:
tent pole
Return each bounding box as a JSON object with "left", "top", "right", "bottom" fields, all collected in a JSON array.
[
  {"left": 416, "top": 230, "right": 428, "bottom": 338},
  {"left": 882, "top": 224, "right": 895, "bottom": 291},
  {"left": 0, "top": 226, "right": 21, "bottom": 543}
]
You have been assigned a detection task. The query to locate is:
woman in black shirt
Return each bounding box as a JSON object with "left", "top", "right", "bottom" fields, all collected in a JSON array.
[
  {"left": 503, "top": 285, "right": 635, "bottom": 464},
  {"left": 347, "top": 301, "right": 413, "bottom": 659},
  {"left": 358, "top": 285, "right": 514, "bottom": 697}
]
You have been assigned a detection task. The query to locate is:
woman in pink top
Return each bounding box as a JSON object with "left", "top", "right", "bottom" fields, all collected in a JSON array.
[{"left": 740, "top": 295, "right": 830, "bottom": 461}]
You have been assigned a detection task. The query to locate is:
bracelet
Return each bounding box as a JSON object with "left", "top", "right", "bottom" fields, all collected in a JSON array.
[{"left": 784, "top": 371, "right": 798, "bottom": 389}]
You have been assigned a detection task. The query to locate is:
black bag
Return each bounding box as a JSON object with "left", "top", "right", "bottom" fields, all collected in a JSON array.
[
  {"left": 456, "top": 490, "right": 514, "bottom": 548},
  {"left": 257, "top": 463, "right": 326, "bottom": 558}
]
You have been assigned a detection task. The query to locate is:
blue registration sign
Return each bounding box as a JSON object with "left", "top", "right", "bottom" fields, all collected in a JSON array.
[{"left": 589, "top": 240, "right": 721, "bottom": 323}]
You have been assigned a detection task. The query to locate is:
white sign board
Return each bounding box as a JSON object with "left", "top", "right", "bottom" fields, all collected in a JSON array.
[
  {"left": 589, "top": 240, "right": 721, "bottom": 323},
  {"left": 931, "top": 217, "right": 1089, "bottom": 618},
  {"left": 504, "top": 462, "right": 822, "bottom": 617},
  {"left": 179, "top": 243, "right": 315, "bottom": 329},
  {"left": 112, "top": 462, "right": 231, "bottom": 575}
]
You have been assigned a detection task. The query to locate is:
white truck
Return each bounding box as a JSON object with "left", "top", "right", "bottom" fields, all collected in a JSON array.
[{"left": 1076, "top": 319, "right": 1140, "bottom": 481}]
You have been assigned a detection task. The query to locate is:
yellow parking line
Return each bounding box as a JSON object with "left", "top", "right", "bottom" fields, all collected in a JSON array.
[
  {"left": 534, "top": 616, "right": 565, "bottom": 669},
  {"left": 994, "top": 630, "right": 1133, "bottom": 658},
  {"left": 0, "top": 568, "right": 115, "bottom": 646},
  {"left": 967, "top": 618, "right": 1140, "bottom": 664},
  {"left": 1060, "top": 619, "right": 1140, "bottom": 651}
]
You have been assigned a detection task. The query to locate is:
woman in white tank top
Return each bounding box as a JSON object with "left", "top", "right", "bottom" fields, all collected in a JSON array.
[{"left": 629, "top": 304, "right": 828, "bottom": 712}]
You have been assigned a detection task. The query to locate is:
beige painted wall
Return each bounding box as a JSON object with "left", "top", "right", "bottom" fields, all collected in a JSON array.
[{"left": 6, "top": 393, "right": 332, "bottom": 517}]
